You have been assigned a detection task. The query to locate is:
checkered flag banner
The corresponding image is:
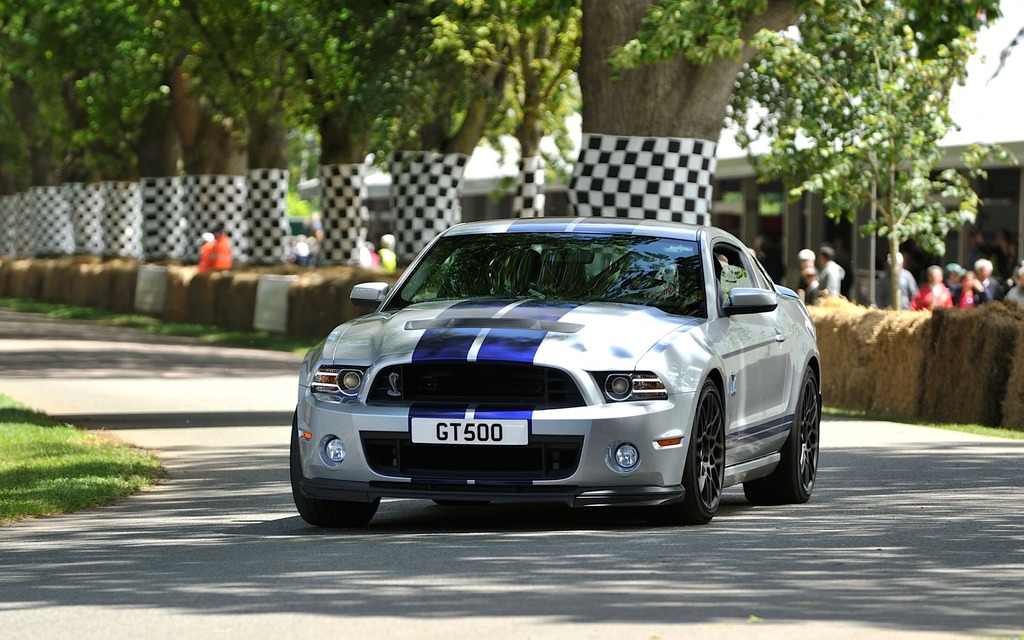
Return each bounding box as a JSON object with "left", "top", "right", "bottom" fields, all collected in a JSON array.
[
  {"left": 990, "top": 25, "right": 1024, "bottom": 83},
  {"left": 66, "top": 182, "right": 106, "bottom": 256},
  {"left": 389, "top": 151, "right": 469, "bottom": 262},
  {"left": 102, "top": 181, "right": 143, "bottom": 259},
  {"left": 141, "top": 176, "right": 187, "bottom": 261},
  {"left": 14, "top": 193, "right": 33, "bottom": 256},
  {"left": 319, "top": 163, "right": 369, "bottom": 264},
  {"left": 30, "top": 186, "right": 76, "bottom": 257},
  {"left": 0, "top": 194, "right": 18, "bottom": 256},
  {"left": 246, "top": 168, "right": 291, "bottom": 264},
  {"left": 513, "top": 156, "right": 546, "bottom": 218},
  {"left": 569, "top": 133, "right": 717, "bottom": 225},
  {"left": 183, "top": 174, "right": 250, "bottom": 263}
]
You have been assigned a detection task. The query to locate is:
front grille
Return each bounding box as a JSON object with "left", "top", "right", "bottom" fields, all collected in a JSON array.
[
  {"left": 361, "top": 432, "right": 583, "bottom": 480},
  {"left": 368, "top": 363, "right": 585, "bottom": 408}
]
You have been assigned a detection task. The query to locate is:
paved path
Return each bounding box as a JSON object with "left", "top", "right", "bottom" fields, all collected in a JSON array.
[{"left": 1, "top": 309, "right": 1023, "bottom": 640}]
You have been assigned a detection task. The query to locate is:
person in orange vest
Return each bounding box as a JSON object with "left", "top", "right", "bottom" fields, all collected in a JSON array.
[{"left": 198, "top": 223, "right": 233, "bottom": 272}]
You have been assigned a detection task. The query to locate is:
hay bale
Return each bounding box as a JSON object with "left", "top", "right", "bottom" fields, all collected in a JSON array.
[
  {"left": 40, "top": 258, "right": 75, "bottom": 303},
  {"left": 216, "top": 271, "right": 260, "bottom": 332},
  {"left": 287, "top": 268, "right": 401, "bottom": 338},
  {"left": 162, "top": 266, "right": 196, "bottom": 322},
  {"left": 106, "top": 260, "right": 139, "bottom": 313},
  {"left": 185, "top": 271, "right": 220, "bottom": 326},
  {"left": 0, "top": 259, "right": 13, "bottom": 296},
  {"left": 866, "top": 310, "right": 929, "bottom": 418},
  {"left": 920, "top": 304, "right": 1023, "bottom": 426},
  {"left": 8, "top": 260, "right": 43, "bottom": 299},
  {"left": 1000, "top": 304, "right": 1024, "bottom": 431}
]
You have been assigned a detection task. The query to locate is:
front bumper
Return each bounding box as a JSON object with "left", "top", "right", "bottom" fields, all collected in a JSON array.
[
  {"left": 296, "top": 389, "right": 696, "bottom": 506},
  {"left": 300, "top": 477, "right": 685, "bottom": 508}
]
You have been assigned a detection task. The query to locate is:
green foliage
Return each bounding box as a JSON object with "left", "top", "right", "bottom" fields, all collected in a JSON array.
[
  {"left": 731, "top": 0, "right": 1012, "bottom": 260},
  {"left": 610, "top": 0, "right": 774, "bottom": 69},
  {"left": 286, "top": 191, "right": 311, "bottom": 218}
]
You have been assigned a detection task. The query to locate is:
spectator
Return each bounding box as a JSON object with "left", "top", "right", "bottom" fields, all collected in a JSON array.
[
  {"left": 198, "top": 223, "right": 232, "bottom": 272},
  {"left": 910, "top": 265, "right": 953, "bottom": 311},
  {"left": 378, "top": 234, "right": 397, "bottom": 274},
  {"left": 304, "top": 212, "right": 324, "bottom": 266},
  {"left": 876, "top": 252, "right": 918, "bottom": 310},
  {"left": 801, "top": 267, "right": 821, "bottom": 305},
  {"left": 797, "top": 249, "right": 815, "bottom": 291},
  {"left": 974, "top": 258, "right": 1003, "bottom": 304},
  {"left": 289, "top": 235, "right": 311, "bottom": 267},
  {"left": 817, "top": 245, "right": 845, "bottom": 298},
  {"left": 953, "top": 270, "right": 987, "bottom": 308},
  {"left": 1004, "top": 265, "right": 1024, "bottom": 310}
]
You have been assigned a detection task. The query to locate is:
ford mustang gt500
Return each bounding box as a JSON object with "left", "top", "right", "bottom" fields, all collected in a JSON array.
[{"left": 290, "top": 217, "right": 820, "bottom": 527}]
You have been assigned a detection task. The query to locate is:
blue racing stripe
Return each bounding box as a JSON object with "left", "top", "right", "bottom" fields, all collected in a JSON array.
[
  {"left": 411, "top": 300, "right": 506, "bottom": 362},
  {"left": 476, "top": 301, "right": 579, "bottom": 364},
  {"left": 727, "top": 414, "right": 794, "bottom": 447}
]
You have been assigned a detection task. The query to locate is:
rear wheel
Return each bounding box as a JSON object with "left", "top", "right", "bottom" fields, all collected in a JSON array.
[
  {"left": 743, "top": 369, "right": 820, "bottom": 505},
  {"left": 290, "top": 411, "right": 379, "bottom": 527},
  {"left": 646, "top": 380, "right": 725, "bottom": 526}
]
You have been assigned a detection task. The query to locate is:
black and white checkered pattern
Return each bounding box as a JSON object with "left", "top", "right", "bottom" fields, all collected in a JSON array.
[
  {"left": 102, "top": 181, "right": 143, "bottom": 259},
  {"left": 142, "top": 176, "right": 187, "bottom": 261},
  {"left": 13, "top": 193, "right": 33, "bottom": 257},
  {"left": 182, "top": 174, "right": 250, "bottom": 263},
  {"left": 512, "top": 156, "right": 546, "bottom": 218},
  {"left": 568, "top": 133, "right": 717, "bottom": 225},
  {"left": 389, "top": 151, "right": 469, "bottom": 262},
  {"left": 29, "top": 186, "right": 75, "bottom": 256},
  {"left": 0, "top": 194, "right": 19, "bottom": 256},
  {"left": 246, "top": 168, "right": 291, "bottom": 264},
  {"left": 318, "top": 163, "right": 369, "bottom": 264},
  {"left": 66, "top": 182, "right": 106, "bottom": 256}
]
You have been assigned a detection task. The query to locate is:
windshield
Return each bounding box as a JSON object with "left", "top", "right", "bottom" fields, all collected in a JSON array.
[{"left": 387, "top": 232, "right": 706, "bottom": 318}]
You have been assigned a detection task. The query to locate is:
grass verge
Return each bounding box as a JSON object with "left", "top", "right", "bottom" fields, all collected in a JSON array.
[
  {"left": 823, "top": 407, "right": 1024, "bottom": 440},
  {"left": 0, "top": 395, "right": 163, "bottom": 525},
  {"left": 0, "top": 297, "right": 316, "bottom": 355}
]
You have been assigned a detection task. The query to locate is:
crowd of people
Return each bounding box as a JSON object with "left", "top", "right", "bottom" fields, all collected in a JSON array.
[{"left": 796, "top": 233, "right": 1024, "bottom": 312}]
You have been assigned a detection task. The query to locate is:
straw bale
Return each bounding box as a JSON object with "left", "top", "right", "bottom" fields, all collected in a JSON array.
[
  {"left": 0, "top": 259, "right": 11, "bottom": 296},
  {"left": 8, "top": 260, "right": 43, "bottom": 299},
  {"left": 68, "top": 262, "right": 113, "bottom": 308},
  {"left": 106, "top": 260, "right": 139, "bottom": 313},
  {"left": 40, "top": 258, "right": 75, "bottom": 303},
  {"left": 999, "top": 303, "right": 1024, "bottom": 430},
  {"left": 216, "top": 272, "right": 260, "bottom": 332},
  {"left": 287, "top": 267, "right": 402, "bottom": 338},
  {"left": 919, "top": 304, "right": 1022, "bottom": 426},
  {"left": 865, "top": 310, "right": 929, "bottom": 418},
  {"left": 162, "top": 267, "right": 196, "bottom": 322},
  {"left": 185, "top": 271, "right": 220, "bottom": 326}
]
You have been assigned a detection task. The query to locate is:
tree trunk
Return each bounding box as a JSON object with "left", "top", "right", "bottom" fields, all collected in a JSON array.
[
  {"left": 247, "top": 110, "right": 288, "bottom": 170},
  {"left": 889, "top": 234, "right": 902, "bottom": 310},
  {"left": 580, "top": 0, "right": 796, "bottom": 140},
  {"left": 170, "top": 67, "right": 247, "bottom": 175},
  {"left": 10, "top": 78, "right": 61, "bottom": 187},
  {"left": 318, "top": 115, "right": 371, "bottom": 165},
  {"left": 138, "top": 93, "right": 183, "bottom": 178}
]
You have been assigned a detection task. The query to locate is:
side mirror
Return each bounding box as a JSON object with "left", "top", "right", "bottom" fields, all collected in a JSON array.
[
  {"left": 351, "top": 282, "right": 390, "bottom": 308},
  {"left": 724, "top": 287, "right": 778, "bottom": 316}
]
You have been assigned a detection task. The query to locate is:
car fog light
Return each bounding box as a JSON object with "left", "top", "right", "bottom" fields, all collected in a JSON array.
[
  {"left": 606, "top": 441, "right": 641, "bottom": 474},
  {"left": 341, "top": 370, "right": 362, "bottom": 393},
  {"left": 606, "top": 375, "right": 632, "bottom": 401},
  {"left": 322, "top": 436, "right": 346, "bottom": 465}
]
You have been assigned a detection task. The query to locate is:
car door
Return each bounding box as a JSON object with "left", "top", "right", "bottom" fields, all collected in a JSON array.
[{"left": 709, "top": 241, "right": 793, "bottom": 441}]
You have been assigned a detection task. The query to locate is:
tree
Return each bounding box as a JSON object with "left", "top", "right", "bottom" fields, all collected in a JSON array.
[{"left": 731, "top": 0, "right": 1009, "bottom": 309}]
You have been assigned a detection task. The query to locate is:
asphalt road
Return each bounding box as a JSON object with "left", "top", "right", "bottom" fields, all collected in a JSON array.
[{"left": 1, "top": 308, "right": 1022, "bottom": 640}]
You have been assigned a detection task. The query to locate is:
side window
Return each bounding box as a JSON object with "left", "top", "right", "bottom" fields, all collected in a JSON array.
[{"left": 712, "top": 243, "right": 753, "bottom": 304}]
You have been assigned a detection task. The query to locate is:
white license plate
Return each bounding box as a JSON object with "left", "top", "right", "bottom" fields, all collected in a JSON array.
[{"left": 410, "top": 418, "right": 529, "bottom": 445}]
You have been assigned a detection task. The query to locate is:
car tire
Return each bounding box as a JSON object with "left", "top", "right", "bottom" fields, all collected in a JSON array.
[
  {"left": 646, "top": 380, "right": 725, "bottom": 526},
  {"left": 743, "top": 369, "right": 820, "bottom": 506},
  {"left": 289, "top": 411, "right": 380, "bottom": 527}
]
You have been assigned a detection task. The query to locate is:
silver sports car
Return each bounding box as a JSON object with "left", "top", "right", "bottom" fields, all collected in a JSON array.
[{"left": 290, "top": 217, "right": 820, "bottom": 527}]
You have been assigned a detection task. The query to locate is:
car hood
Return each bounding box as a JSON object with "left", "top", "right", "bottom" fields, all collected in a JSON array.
[{"left": 320, "top": 299, "right": 703, "bottom": 371}]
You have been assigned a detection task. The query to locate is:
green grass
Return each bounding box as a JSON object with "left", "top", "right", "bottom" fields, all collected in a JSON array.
[
  {"left": 0, "top": 396, "right": 163, "bottom": 525},
  {"left": 0, "top": 297, "right": 316, "bottom": 355},
  {"left": 823, "top": 407, "right": 1024, "bottom": 440}
]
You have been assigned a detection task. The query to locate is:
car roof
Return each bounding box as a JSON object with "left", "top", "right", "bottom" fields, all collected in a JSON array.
[{"left": 442, "top": 217, "right": 705, "bottom": 242}]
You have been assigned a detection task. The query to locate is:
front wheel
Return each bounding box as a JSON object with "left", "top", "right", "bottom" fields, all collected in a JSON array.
[
  {"left": 743, "top": 369, "right": 820, "bottom": 505},
  {"left": 290, "top": 411, "right": 379, "bottom": 527},
  {"left": 646, "top": 380, "right": 725, "bottom": 526}
]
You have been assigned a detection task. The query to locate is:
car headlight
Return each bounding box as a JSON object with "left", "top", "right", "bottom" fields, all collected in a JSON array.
[
  {"left": 597, "top": 371, "right": 668, "bottom": 402},
  {"left": 310, "top": 365, "right": 365, "bottom": 401}
]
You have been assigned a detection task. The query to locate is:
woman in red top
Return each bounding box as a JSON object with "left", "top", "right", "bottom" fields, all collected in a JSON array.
[{"left": 910, "top": 265, "right": 953, "bottom": 311}]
